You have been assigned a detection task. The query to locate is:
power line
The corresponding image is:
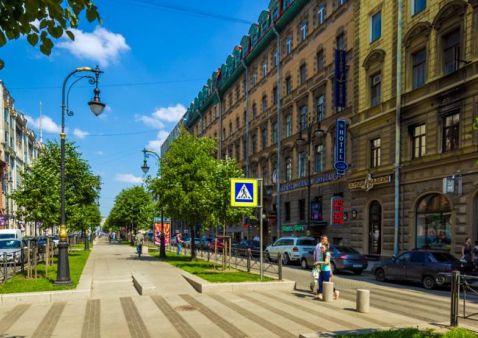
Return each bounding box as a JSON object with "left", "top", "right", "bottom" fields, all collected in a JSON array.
[{"left": 119, "top": 0, "right": 255, "bottom": 25}]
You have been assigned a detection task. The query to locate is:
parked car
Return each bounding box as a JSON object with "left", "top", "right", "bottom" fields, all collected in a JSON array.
[
  {"left": 51, "top": 235, "right": 60, "bottom": 247},
  {"left": 208, "top": 238, "right": 225, "bottom": 251},
  {"left": 303, "top": 246, "right": 368, "bottom": 274},
  {"left": 0, "top": 239, "right": 23, "bottom": 262},
  {"left": 265, "top": 237, "right": 316, "bottom": 265},
  {"left": 0, "top": 229, "right": 22, "bottom": 240},
  {"left": 373, "top": 250, "right": 473, "bottom": 289},
  {"left": 232, "top": 240, "right": 262, "bottom": 257}
]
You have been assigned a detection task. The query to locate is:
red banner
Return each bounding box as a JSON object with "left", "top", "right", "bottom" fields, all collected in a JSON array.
[
  {"left": 331, "top": 197, "right": 344, "bottom": 225},
  {"left": 154, "top": 222, "right": 170, "bottom": 246}
]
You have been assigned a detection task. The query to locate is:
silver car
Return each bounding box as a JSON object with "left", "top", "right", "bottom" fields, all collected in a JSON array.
[
  {"left": 0, "top": 239, "right": 23, "bottom": 263},
  {"left": 265, "top": 237, "right": 317, "bottom": 265}
]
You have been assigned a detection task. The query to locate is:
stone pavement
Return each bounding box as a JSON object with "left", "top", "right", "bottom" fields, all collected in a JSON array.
[{"left": 0, "top": 239, "right": 473, "bottom": 338}]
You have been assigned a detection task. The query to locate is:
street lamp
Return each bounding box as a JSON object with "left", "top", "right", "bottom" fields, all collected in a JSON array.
[
  {"left": 295, "top": 119, "right": 326, "bottom": 231},
  {"left": 56, "top": 66, "right": 105, "bottom": 285},
  {"left": 140, "top": 149, "right": 166, "bottom": 258}
]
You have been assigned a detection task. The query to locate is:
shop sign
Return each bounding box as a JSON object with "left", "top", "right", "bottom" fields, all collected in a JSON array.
[
  {"left": 330, "top": 196, "right": 344, "bottom": 226},
  {"left": 348, "top": 174, "right": 392, "bottom": 191},
  {"left": 310, "top": 200, "right": 322, "bottom": 221},
  {"left": 334, "top": 119, "right": 348, "bottom": 176},
  {"left": 282, "top": 225, "right": 306, "bottom": 232},
  {"left": 280, "top": 172, "right": 339, "bottom": 193},
  {"left": 443, "top": 175, "right": 462, "bottom": 195}
]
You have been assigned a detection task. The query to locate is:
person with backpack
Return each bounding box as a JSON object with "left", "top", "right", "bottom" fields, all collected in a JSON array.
[{"left": 134, "top": 231, "right": 144, "bottom": 258}]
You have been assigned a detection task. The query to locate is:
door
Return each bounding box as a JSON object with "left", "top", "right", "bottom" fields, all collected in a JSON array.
[
  {"left": 407, "top": 252, "right": 427, "bottom": 282},
  {"left": 268, "top": 239, "right": 283, "bottom": 259},
  {"left": 369, "top": 201, "right": 382, "bottom": 255},
  {"left": 387, "top": 252, "right": 410, "bottom": 280}
]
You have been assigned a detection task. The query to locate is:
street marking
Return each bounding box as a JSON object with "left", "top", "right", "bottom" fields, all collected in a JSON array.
[
  {"left": 180, "top": 294, "right": 248, "bottom": 338},
  {"left": 151, "top": 295, "right": 201, "bottom": 338},
  {"left": 0, "top": 304, "right": 30, "bottom": 334},
  {"left": 210, "top": 294, "right": 295, "bottom": 338},
  {"left": 82, "top": 299, "right": 101, "bottom": 338},
  {"left": 32, "top": 302, "right": 66, "bottom": 338},
  {"left": 237, "top": 293, "right": 326, "bottom": 332},
  {"left": 120, "top": 297, "right": 151, "bottom": 338}
]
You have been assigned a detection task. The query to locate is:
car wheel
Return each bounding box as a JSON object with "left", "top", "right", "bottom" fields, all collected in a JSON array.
[
  {"left": 422, "top": 275, "right": 436, "bottom": 290},
  {"left": 282, "top": 253, "right": 290, "bottom": 265},
  {"left": 375, "top": 268, "right": 386, "bottom": 282},
  {"left": 353, "top": 270, "right": 363, "bottom": 275},
  {"left": 301, "top": 258, "right": 308, "bottom": 270}
]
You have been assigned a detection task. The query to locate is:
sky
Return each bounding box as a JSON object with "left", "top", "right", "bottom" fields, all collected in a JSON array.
[{"left": 0, "top": 0, "right": 269, "bottom": 217}]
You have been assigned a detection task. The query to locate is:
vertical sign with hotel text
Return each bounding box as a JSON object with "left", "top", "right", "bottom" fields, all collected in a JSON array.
[{"left": 334, "top": 119, "right": 348, "bottom": 176}]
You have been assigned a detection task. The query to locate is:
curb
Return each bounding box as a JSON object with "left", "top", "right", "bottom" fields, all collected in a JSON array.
[{"left": 0, "top": 288, "right": 91, "bottom": 304}]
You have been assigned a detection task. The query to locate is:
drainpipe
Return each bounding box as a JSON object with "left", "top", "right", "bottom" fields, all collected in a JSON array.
[
  {"left": 272, "top": 24, "right": 282, "bottom": 240},
  {"left": 215, "top": 88, "right": 223, "bottom": 160},
  {"left": 394, "top": 0, "right": 403, "bottom": 257},
  {"left": 241, "top": 60, "right": 250, "bottom": 177}
]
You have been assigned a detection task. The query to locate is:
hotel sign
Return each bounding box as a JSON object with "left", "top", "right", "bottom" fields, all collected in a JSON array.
[
  {"left": 334, "top": 119, "right": 348, "bottom": 176},
  {"left": 348, "top": 174, "right": 392, "bottom": 192}
]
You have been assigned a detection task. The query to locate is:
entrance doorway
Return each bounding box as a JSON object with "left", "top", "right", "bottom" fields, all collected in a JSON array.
[{"left": 369, "top": 201, "right": 382, "bottom": 255}]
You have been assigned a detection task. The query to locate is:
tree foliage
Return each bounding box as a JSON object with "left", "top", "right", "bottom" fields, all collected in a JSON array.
[
  {"left": 106, "top": 186, "right": 154, "bottom": 232},
  {"left": 11, "top": 140, "right": 100, "bottom": 231},
  {"left": 0, "top": 0, "right": 101, "bottom": 69}
]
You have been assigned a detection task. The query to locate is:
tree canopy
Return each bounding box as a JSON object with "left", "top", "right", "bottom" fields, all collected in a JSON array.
[
  {"left": 0, "top": 0, "right": 101, "bottom": 69},
  {"left": 11, "top": 140, "right": 101, "bottom": 231}
]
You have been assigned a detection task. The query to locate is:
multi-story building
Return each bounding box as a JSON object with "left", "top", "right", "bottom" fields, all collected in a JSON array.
[
  {"left": 350, "top": 0, "right": 478, "bottom": 256},
  {"left": 180, "top": 0, "right": 354, "bottom": 245},
  {"left": 0, "top": 81, "right": 41, "bottom": 235}
]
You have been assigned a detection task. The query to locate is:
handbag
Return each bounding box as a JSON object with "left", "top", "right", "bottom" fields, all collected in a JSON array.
[{"left": 312, "top": 266, "right": 320, "bottom": 279}]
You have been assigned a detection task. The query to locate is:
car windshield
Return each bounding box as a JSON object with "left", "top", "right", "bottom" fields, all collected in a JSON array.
[
  {"left": 0, "top": 240, "right": 21, "bottom": 249},
  {"left": 0, "top": 234, "right": 15, "bottom": 239},
  {"left": 335, "top": 246, "right": 359, "bottom": 254},
  {"left": 428, "top": 252, "right": 458, "bottom": 263},
  {"left": 297, "top": 239, "right": 316, "bottom": 246}
]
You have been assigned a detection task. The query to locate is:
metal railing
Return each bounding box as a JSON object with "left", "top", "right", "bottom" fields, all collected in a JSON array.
[{"left": 446, "top": 271, "right": 478, "bottom": 326}]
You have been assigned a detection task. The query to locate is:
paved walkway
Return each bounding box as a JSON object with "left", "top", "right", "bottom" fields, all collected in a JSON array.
[{"left": 0, "top": 239, "right": 473, "bottom": 337}]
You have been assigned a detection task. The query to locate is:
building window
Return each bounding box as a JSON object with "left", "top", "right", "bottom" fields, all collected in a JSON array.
[
  {"left": 299, "top": 199, "right": 306, "bottom": 221},
  {"left": 416, "top": 193, "right": 451, "bottom": 250},
  {"left": 273, "top": 86, "right": 278, "bottom": 105},
  {"left": 315, "top": 144, "right": 325, "bottom": 173},
  {"left": 243, "top": 138, "right": 247, "bottom": 159},
  {"left": 299, "top": 63, "right": 307, "bottom": 85},
  {"left": 336, "top": 32, "right": 345, "bottom": 51},
  {"left": 251, "top": 133, "right": 257, "bottom": 154},
  {"left": 252, "top": 73, "right": 257, "bottom": 86},
  {"left": 412, "top": 0, "right": 426, "bottom": 16},
  {"left": 252, "top": 104, "right": 257, "bottom": 119},
  {"left": 261, "top": 127, "right": 268, "bottom": 149},
  {"left": 262, "top": 95, "right": 267, "bottom": 113},
  {"left": 285, "top": 76, "right": 292, "bottom": 95},
  {"left": 272, "top": 121, "right": 278, "bottom": 144},
  {"left": 443, "top": 113, "right": 460, "bottom": 152},
  {"left": 285, "top": 113, "right": 292, "bottom": 137},
  {"left": 235, "top": 142, "right": 240, "bottom": 160},
  {"left": 318, "top": 3, "right": 326, "bottom": 25},
  {"left": 316, "top": 94, "right": 325, "bottom": 122},
  {"left": 285, "top": 201, "right": 291, "bottom": 222},
  {"left": 274, "top": 49, "right": 279, "bottom": 67},
  {"left": 298, "top": 152, "right": 306, "bottom": 178},
  {"left": 370, "top": 73, "right": 381, "bottom": 107},
  {"left": 235, "top": 117, "right": 239, "bottom": 130},
  {"left": 338, "top": 0, "right": 347, "bottom": 6},
  {"left": 262, "top": 61, "right": 268, "bottom": 77},
  {"left": 412, "top": 124, "right": 426, "bottom": 159},
  {"left": 317, "top": 50, "right": 324, "bottom": 72},
  {"left": 370, "top": 11, "right": 382, "bottom": 43},
  {"left": 443, "top": 29, "right": 460, "bottom": 75},
  {"left": 300, "top": 21, "right": 308, "bottom": 42},
  {"left": 370, "top": 138, "right": 381, "bottom": 168},
  {"left": 229, "top": 121, "right": 233, "bottom": 136},
  {"left": 299, "top": 105, "right": 308, "bottom": 130},
  {"left": 285, "top": 157, "right": 292, "bottom": 181},
  {"left": 412, "top": 49, "right": 426, "bottom": 89},
  {"left": 286, "top": 35, "right": 293, "bottom": 55}
]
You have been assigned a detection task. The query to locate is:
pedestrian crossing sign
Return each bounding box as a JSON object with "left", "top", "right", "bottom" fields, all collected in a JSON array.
[{"left": 230, "top": 178, "right": 258, "bottom": 207}]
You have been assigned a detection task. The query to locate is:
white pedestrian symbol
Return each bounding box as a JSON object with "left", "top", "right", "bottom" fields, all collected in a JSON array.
[{"left": 236, "top": 184, "right": 252, "bottom": 200}]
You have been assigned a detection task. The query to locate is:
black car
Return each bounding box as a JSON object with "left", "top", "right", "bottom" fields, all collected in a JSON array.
[
  {"left": 232, "top": 240, "right": 262, "bottom": 257},
  {"left": 373, "top": 250, "right": 473, "bottom": 289}
]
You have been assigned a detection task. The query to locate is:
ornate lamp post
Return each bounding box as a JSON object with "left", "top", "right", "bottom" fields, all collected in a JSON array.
[
  {"left": 55, "top": 66, "right": 105, "bottom": 285},
  {"left": 140, "top": 149, "right": 166, "bottom": 258}
]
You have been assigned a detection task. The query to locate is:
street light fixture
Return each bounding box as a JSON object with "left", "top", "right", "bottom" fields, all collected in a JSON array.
[
  {"left": 55, "top": 66, "right": 105, "bottom": 285},
  {"left": 141, "top": 160, "right": 150, "bottom": 175}
]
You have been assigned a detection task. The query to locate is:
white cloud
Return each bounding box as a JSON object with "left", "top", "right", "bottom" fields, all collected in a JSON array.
[
  {"left": 26, "top": 115, "right": 61, "bottom": 134},
  {"left": 115, "top": 174, "right": 143, "bottom": 184},
  {"left": 57, "top": 27, "right": 130, "bottom": 67},
  {"left": 96, "top": 151, "right": 104, "bottom": 156},
  {"left": 147, "top": 130, "right": 170, "bottom": 153},
  {"left": 136, "top": 104, "right": 186, "bottom": 129},
  {"left": 73, "top": 128, "right": 89, "bottom": 139}
]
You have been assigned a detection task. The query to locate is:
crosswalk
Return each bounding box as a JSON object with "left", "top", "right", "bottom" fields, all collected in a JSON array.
[{"left": 0, "top": 290, "right": 431, "bottom": 338}]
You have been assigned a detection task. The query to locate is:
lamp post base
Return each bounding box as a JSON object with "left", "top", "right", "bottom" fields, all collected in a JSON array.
[{"left": 54, "top": 241, "right": 72, "bottom": 285}]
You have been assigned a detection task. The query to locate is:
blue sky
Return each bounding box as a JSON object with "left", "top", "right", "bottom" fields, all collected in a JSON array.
[{"left": 1, "top": 0, "right": 269, "bottom": 216}]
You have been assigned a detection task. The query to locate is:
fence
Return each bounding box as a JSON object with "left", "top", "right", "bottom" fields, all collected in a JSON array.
[{"left": 447, "top": 271, "right": 478, "bottom": 326}]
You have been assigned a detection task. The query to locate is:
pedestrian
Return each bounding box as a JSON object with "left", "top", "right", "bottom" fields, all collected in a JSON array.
[
  {"left": 310, "top": 235, "right": 328, "bottom": 293},
  {"left": 316, "top": 244, "right": 333, "bottom": 300},
  {"left": 176, "top": 232, "right": 184, "bottom": 256},
  {"left": 134, "top": 231, "right": 144, "bottom": 258},
  {"left": 461, "top": 237, "right": 474, "bottom": 263}
]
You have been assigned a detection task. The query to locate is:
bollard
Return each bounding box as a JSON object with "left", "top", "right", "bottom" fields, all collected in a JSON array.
[
  {"left": 450, "top": 271, "right": 460, "bottom": 327},
  {"left": 323, "top": 282, "right": 334, "bottom": 302},
  {"left": 278, "top": 253, "right": 283, "bottom": 280},
  {"left": 356, "top": 289, "right": 370, "bottom": 313},
  {"left": 207, "top": 247, "right": 210, "bottom": 262},
  {"left": 247, "top": 252, "right": 251, "bottom": 273},
  {"left": 3, "top": 253, "right": 7, "bottom": 282}
]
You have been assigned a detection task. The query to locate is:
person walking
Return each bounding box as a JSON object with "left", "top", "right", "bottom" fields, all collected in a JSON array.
[
  {"left": 462, "top": 237, "right": 474, "bottom": 263},
  {"left": 134, "top": 231, "right": 144, "bottom": 258},
  {"left": 316, "top": 244, "right": 340, "bottom": 300},
  {"left": 310, "top": 235, "right": 328, "bottom": 293},
  {"left": 176, "top": 232, "right": 184, "bottom": 256}
]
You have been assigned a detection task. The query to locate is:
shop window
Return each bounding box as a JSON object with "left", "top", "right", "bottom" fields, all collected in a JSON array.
[
  {"left": 370, "top": 73, "right": 381, "bottom": 107},
  {"left": 315, "top": 144, "right": 325, "bottom": 173},
  {"left": 411, "top": 124, "right": 426, "bottom": 159},
  {"left": 443, "top": 113, "right": 460, "bottom": 152},
  {"left": 285, "top": 202, "right": 291, "bottom": 222},
  {"left": 285, "top": 76, "right": 292, "bottom": 95},
  {"left": 416, "top": 194, "right": 451, "bottom": 250},
  {"left": 318, "top": 3, "right": 326, "bottom": 25},
  {"left": 443, "top": 29, "right": 461, "bottom": 75},
  {"left": 412, "top": 0, "right": 426, "bottom": 16},
  {"left": 298, "top": 152, "right": 306, "bottom": 178},
  {"left": 299, "top": 199, "right": 306, "bottom": 221},
  {"left": 370, "top": 138, "right": 381, "bottom": 168},
  {"left": 412, "top": 49, "right": 426, "bottom": 89},
  {"left": 285, "top": 157, "right": 292, "bottom": 181},
  {"left": 316, "top": 94, "right": 325, "bottom": 122},
  {"left": 370, "top": 11, "right": 382, "bottom": 43},
  {"left": 299, "top": 63, "right": 307, "bottom": 85}
]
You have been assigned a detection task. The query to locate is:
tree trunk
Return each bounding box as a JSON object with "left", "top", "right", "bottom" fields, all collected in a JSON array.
[{"left": 190, "top": 224, "right": 196, "bottom": 259}]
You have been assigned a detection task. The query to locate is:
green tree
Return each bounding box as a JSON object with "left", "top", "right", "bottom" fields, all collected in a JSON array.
[
  {"left": 107, "top": 186, "right": 154, "bottom": 239},
  {"left": 0, "top": 0, "right": 101, "bottom": 69},
  {"left": 11, "top": 141, "right": 100, "bottom": 232}
]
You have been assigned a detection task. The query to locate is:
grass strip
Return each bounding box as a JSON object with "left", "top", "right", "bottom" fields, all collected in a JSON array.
[
  {"left": 336, "top": 328, "right": 477, "bottom": 338},
  {"left": 0, "top": 249, "right": 90, "bottom": 294}
]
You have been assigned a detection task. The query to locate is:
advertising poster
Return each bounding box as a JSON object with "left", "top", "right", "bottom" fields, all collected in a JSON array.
[{"left": 154, "top": 221, "right": 171, "bottom": 246}]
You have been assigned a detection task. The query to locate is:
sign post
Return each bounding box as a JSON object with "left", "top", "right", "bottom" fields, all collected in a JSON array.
[{"left": 231, "top": 178, "right": 263, "bottom": 280}]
